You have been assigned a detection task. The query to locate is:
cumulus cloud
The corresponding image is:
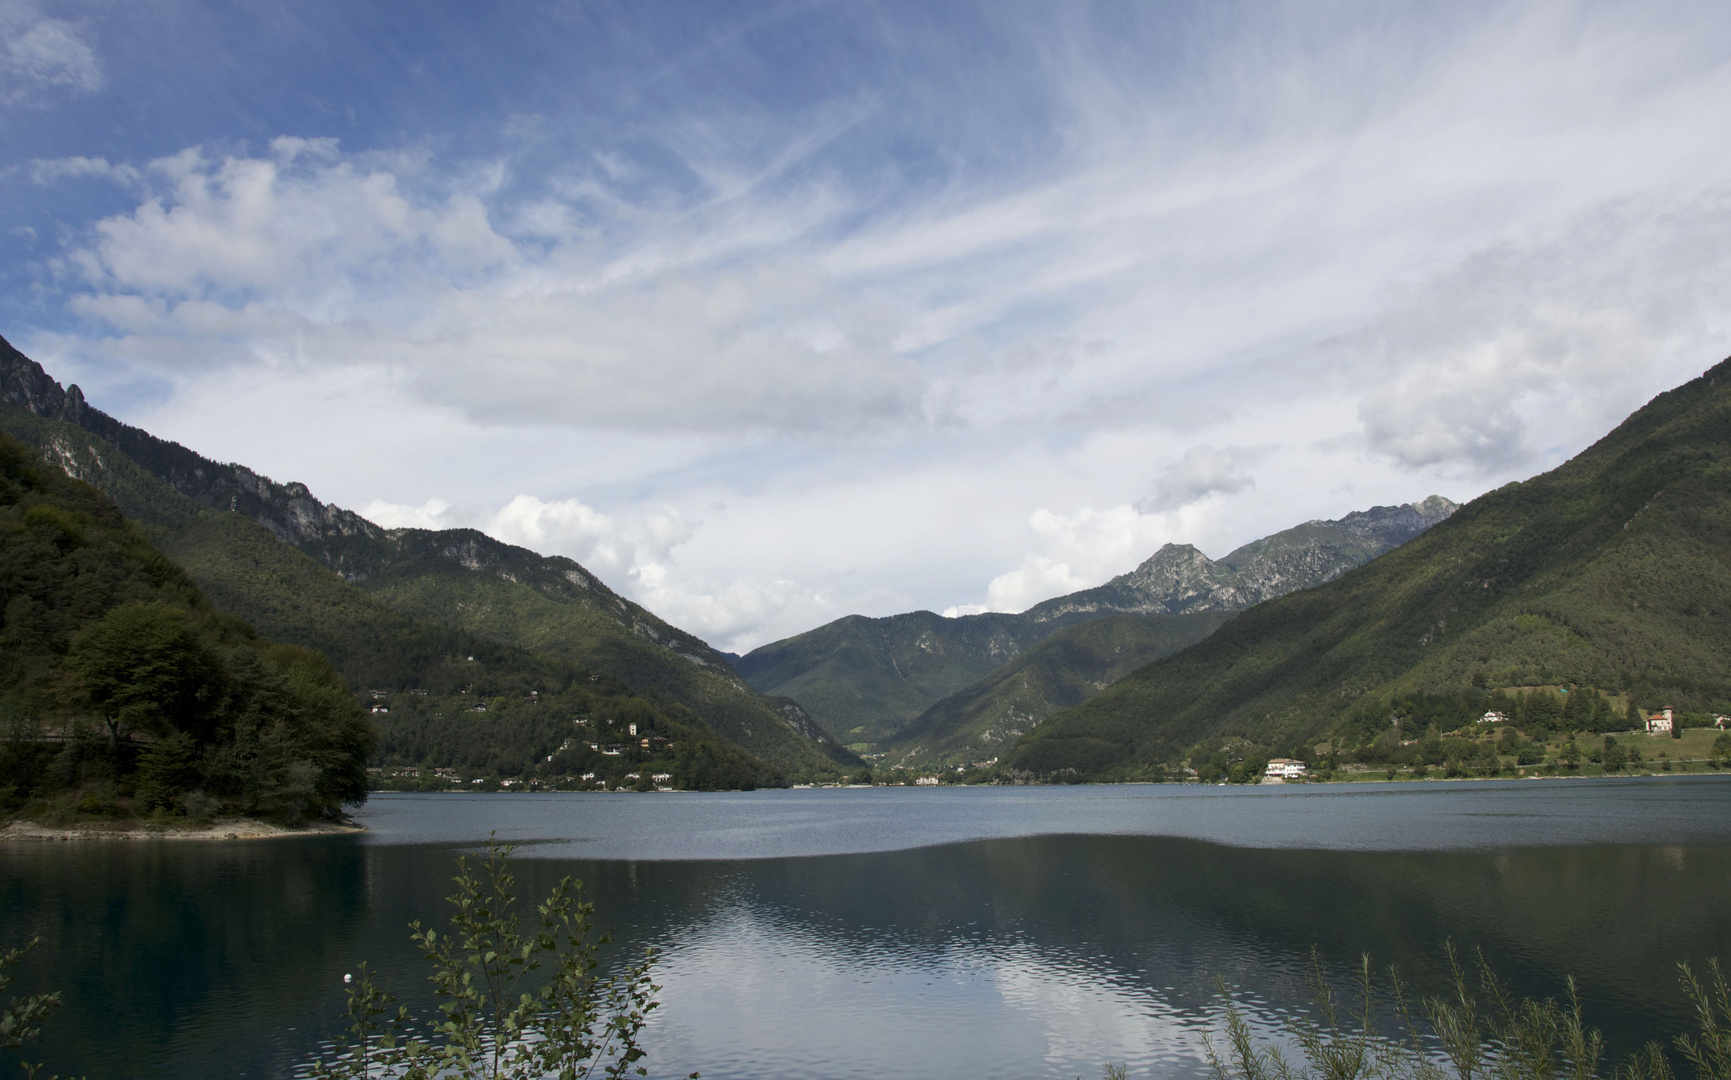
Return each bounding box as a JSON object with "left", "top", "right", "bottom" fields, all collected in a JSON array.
[
  {"left": 485, "top": 494, "right": 696, "bottom": 580},
  {"left": 1, "top": 3, "right": 101, "bottom": 102},
  {"left": 361, "top": 497, "right": 466, "bottom": 531},
  {"left": 1139, "top": 446, "right": 1254, "bottom": 512},
  {"left": 970, "top": 504, "right": 1171, "bottom": 614},
  {"left": 24, "top": 0, "right": 1731, "bottom": 647},
  {"left": 61, "top": 143, "right": 930, "bottom": 434}
]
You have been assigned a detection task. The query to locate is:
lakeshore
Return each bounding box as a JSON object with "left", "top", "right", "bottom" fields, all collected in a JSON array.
[{"left": 0, "top": 816, "right": 364, "bottom": 842}]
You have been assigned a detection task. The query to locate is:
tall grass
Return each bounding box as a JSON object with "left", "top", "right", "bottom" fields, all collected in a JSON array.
[{"left": 1203, "top": 945, "right": 1731, "bottom": 1080}]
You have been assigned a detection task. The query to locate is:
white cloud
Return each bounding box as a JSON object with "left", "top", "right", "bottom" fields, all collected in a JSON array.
[
  {"left": 361, "top": 498, "right": 463, "bottom": 532},
  {"left": 484, "top": 494, "right": 695, "bottom": 580},
  {"left": 974, "top": 505, "right": 1174, "bottom": 614},
  {"left": 24, "top": 0, "right": 1731, "bottom": 648},
  {"left": 1140, "top": 445, "right": 1254, "bottom": 513},
  {"left": 25, "top": 155, "right": 136, "bottom": 184},
  {"left": 63, "top": 145, "right": 928, "bottom": 435},
  {"left": 1, "top": 3, "right": 101, "bottom": 102}
]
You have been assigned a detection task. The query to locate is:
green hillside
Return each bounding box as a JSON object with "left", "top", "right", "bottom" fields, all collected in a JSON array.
[
  {"left": 737, "top": 497, "right": 1453, "bottom": 750},
  {"left": 885, "top": 611, "right": 1233, "bottom": 767},
  {"left": 158, "top": 510, "right": 778, "bottom": 789},
  {"left": 735, "top": 610, "right": 1044, "bottom": 747},
  {"left": 1007, "top": 357, "right": 1731, "bottom": 779},
  {"left": 0, "top": 335, "right": 848, "bottom": 778},
  {"left": 0, "top": 431, "right": 373, "bottom": 823}
]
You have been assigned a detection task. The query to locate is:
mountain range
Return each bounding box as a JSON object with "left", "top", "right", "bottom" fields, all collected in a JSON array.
[
  {"left": 13, "top": 328, "right": 1719, "bottom": 792},
  {"left": 1009, "top": 356, "right": 1731, "bottom": 778},
  {"left": 0, "top": 335, "right": 853, "bottom": 781},
  {"left": 735, "top": 497, "right": 1456, "bottom": 760}
]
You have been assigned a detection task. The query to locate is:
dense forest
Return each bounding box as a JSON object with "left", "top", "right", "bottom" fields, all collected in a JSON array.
[{"left": 0, "top": 432, "right": 373, "bottom": 823}]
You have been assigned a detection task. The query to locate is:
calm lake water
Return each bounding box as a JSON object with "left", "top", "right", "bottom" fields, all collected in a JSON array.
[{"left": 5, "top": 778, "right": 1731, "bottom": 1079}]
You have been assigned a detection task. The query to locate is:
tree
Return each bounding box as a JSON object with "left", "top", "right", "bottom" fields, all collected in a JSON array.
[
  {"left": 71, "top": 603, "right": 227, "bottom": 746},
  {"left": 135, "top": 731, "right": 201, "bottom": 812},
  {"left": 1558, "top": 740, "right": 1581, "bottom": 770},
  {"left": 1603, "top": 736, "right": 1627, "bottom": 771}
]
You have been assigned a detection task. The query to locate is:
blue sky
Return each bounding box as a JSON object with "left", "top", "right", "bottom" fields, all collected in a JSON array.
[{"left": 4, "top": 0, "right": 1731, "bottom": 651}]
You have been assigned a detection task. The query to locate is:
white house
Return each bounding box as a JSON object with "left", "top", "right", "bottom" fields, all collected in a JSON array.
[
  {"left": 914, "top": 776, "right": 941, "bottom": 786},
  {"left": 1647, "top": 707, "right": 1675, "bottom": 734},
  {"left": 1265, "top": 758, "right": 1308, "bottom": 781},
  {"left": 1479, "top": 711, "right": 1508, "bottom": 724}
]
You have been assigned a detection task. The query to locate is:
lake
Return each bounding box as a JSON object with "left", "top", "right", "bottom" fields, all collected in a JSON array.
[{"left": 5, "top": 778, "right": 1731, "bottom": 1079}]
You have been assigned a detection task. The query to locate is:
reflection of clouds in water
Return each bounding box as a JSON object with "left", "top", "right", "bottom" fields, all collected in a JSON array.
[
  {"left": 988, "top": 942, "right": 1211, "bottom": 1077},
  {"left": 644, "top": 903, "right": 1217, "bottom": 1079}
]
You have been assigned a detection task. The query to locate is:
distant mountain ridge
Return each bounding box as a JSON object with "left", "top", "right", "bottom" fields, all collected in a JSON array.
[
  {"left": 1024, "top": 497, "right": 1458, "bottom": 623},
  {"left": 1005, "top": 356, "right": 1731, "bottom": 779},
  {"left": 885, "top": 611, "right": 1236, "bottom": 768},
  {"left": 0, "top": 334, "right": 850, "bottom": 775},
  {"left": 737, "top": 496, "right": 1457, "bottom": 748}
]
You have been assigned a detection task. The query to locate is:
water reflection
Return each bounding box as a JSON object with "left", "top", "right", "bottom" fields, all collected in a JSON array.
[{"left": 4, "top": 783, "right": 1731, "bottom": 1078}]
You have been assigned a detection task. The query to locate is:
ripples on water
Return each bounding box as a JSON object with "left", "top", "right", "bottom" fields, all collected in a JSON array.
[{"left": 3, "top": 778, "right": 1731, "bottom": 1079}]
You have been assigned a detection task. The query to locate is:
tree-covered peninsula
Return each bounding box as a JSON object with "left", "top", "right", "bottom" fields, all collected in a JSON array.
[{"left": 0, "top": 431, "right": 373, "bottom": 824}]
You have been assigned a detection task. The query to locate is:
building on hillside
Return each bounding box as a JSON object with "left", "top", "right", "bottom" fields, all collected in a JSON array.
[
  {"left": 1265, "top": 758, "right": 1308, "bottom": 781},
  {"left": 1714, "top": 715, "right": 1730, "bottom": 730},
  {"left": 1479, "top": 711, "right": 1508, "bottom": 724},
  {"left": 914, "top": 776, "right": 940, "bottom": 786},
  {"left": 1647, "top": 707, "right": 1674, "bottom": 734}
]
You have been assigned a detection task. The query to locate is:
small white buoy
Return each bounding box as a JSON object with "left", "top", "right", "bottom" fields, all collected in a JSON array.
[{"left": 344, "top": 973, "right": 353, "bottom": 984}]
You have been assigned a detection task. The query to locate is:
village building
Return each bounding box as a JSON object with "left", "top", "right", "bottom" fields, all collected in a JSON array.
[
  {"left": 1647, "top": 707, "right": 1675, "bottom": 734},
  {"left": 1479, "top": 711, "right": 1508, "bottom": 724},
  {"left": 1264, "top": 758, "right": 1308, "bottom": 781}
]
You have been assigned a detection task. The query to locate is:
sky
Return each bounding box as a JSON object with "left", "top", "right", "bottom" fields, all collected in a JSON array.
[{"left": 3, "top": 0, "right": 1730, "bottom": 653}]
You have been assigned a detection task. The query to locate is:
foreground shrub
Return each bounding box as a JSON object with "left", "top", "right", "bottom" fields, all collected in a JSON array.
[{"left": 310, "top": 838, "right": 691, "bottom": 1080}]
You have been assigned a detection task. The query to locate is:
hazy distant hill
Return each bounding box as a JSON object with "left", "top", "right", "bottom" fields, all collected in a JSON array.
[
  {"left": 737, "top": 498, "right": 1455, "bottom": 749},
  {"left": 885, "top": 611, "right": 1235, "bottom": 767},
  {"left": 0, "top": 335, "right": 851, "bottom": 778},
  {"left": 1007, "top": 357, "right": 1731, "bottom": 779}
]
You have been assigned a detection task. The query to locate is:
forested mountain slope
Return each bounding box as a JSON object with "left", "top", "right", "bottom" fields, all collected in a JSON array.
[
  {"left": 886, "top": 611, "right": 1235, "bottom": 767},
  {"left": 0, "top": 431, "right": 372, "bottom": 822},
  {"left": 1007, "top": 357, "right": 1731, "bottom": 779},
  {"left": 737, "top": 498, "right": 1453, "bottom": 748},
  {"left": 0, "top": 335, "right": 849, "bottom": 776}
]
